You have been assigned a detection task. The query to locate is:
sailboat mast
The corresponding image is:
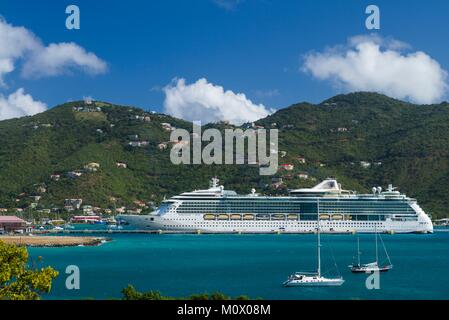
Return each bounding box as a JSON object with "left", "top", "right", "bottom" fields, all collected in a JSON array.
[
  {"left": 357, "top": 236, "right": 361, "bottom": 266},
  {"left": 317, "top": 200, "right": 321, "bottom": 278}
]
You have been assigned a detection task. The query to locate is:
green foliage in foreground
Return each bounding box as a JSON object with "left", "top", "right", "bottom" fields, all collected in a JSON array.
[
  {"left": 122, "top": 285, "right": 251, "bottom": 300},
  {"left": 0, "top": 241, "right": 58, "bottom": 300}
]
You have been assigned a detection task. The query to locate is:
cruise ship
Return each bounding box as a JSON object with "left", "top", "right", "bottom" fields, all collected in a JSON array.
[{"left": 118, "top": 178, "right": 433, "bottom": 234}]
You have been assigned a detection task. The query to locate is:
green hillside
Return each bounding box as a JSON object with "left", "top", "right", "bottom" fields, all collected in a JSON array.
[{"left": 0, "top": 92, "right": 448, "bottom": 219}]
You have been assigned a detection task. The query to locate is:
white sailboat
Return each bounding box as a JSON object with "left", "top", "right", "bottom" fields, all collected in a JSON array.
[
  {"left": 283, "top": 200, "right": 345, "bottom": 287},
  {"left": 349, "top": 228, "right": 393, "bottom": 273}
]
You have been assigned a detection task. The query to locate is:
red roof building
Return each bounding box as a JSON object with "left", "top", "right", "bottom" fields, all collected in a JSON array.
[{"left": 0, "top": 216, "right": 29, "bottom": 234}]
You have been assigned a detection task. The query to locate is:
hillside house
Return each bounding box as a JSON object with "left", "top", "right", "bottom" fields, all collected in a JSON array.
[
  {"left": 133, "top": 200, "right": 147, "bottom": 208},
  {"left": 82, "top": 205, "right": 94, "bottom": 215},
  {"left": 127, "top": 208, "right": 142, "bottom": 214},
  {"left": 280, "top": 164, "right": 294, "bottom": 171},
  {"left": 251, "top": 122, "right": 265, "bottom": 129},
  {"left": 37, "top": 186, "right": 47, "bottom": 194},
  {"left": 337, "top": 127, "right": 349, "bottom": 132},
  {"left": 271, "top": 177, "right": 284, "bottom": 189},
  {"left": 67, "top": 171, "right": 83, "bottom": 179},
  {"left": 116, "top": 162, "right": 127, "bottom": 169},
  {"left": 65, "top": 199, "right": 83, "bottom": 210},
  {"left": 64, "top": 205, "right": 75, "bottom": 212},
  {"left": 84, "top": 163, "right": 100, "bottom": 172},
  {"left": 128, "top": 141, "right": 149, "bottom": 147},
  {"left": 50, "top": 174, "right": 61, "bottom": 181},
  {"left": 157, "top": 143, "right": 168, "bottom": 150},
  {"left": 29, "top": 195, "right": 41, "bottom": 202},
  {"left": 298, "top": 172, "right": 309, "bottom": 180},
  {"left": 297, "top": 157, "right": 306, "bottom": 164},
  {"left": 161, "top": 123, "right": 173, "bottom": 131},
  {"left": 132, "top": 115, "right": 145, "bottom": 121},
  {"left": 360, "top": 161, "right": 371, "bottom": 169}
]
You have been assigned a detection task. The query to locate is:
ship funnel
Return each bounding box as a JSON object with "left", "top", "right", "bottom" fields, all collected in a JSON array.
[
  {"left": 372, "top": 187, "right": 377, "bottom": 194},
  {"left": 377, "top": 186, "right": 382, "bottom": 194}
]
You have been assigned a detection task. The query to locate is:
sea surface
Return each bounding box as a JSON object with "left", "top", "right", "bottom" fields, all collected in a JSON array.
[{"left": 28, "top": 227, "right": 449, "bottom": 300}]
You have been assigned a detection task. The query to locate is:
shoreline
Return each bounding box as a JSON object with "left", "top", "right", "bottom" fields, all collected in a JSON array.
[{"left": 0, "top": 235, "right": 110, "bottom": 247}]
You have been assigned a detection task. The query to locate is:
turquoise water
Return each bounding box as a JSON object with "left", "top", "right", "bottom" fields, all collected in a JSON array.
[{"left": 28, "top": 229, "right": 449, "bottom": 300}]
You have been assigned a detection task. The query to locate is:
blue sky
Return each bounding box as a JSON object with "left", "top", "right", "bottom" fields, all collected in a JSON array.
[{"left": 1, "top": 0, "right": 448, "bottom": 122}]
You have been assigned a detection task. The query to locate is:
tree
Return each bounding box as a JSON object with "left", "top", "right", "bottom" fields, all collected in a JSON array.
[
  {"left": 122, "top": 285, "right": 167, "bottom": 300},
  {"left": 0, "top": 241, "right": 58, "bottom": 300},
  {"left": 121, "top": 285, "right": 250, "bottom": 300}
]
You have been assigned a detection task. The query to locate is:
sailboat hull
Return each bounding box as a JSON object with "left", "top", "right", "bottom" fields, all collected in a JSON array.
[
  {"left": 349, "top": 265, "right": 393, "bottom": 273},
  {"left": 283, "top": 275, "right": 345, "bottom": 287}
]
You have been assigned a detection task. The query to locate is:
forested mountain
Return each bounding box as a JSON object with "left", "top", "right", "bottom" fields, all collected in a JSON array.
[{"left": 0, "top": 92, "right": 448, "bottom": 218}]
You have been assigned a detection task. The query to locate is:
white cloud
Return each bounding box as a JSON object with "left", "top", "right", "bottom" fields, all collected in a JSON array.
[
  {"left": 0, "top": 88, "right": 47, "bottom": 120},
  {"left": 22, "top": 42, "right": 107, "bottom": 78},
  {"left": 163, "top": 78, "right": 273, "bottom": 125},
  {"left": 0, "top": 18, "right": 106, "bottom": 84},
  {"left": 303, "top": 35, "right": 448, "bottom": 104}
]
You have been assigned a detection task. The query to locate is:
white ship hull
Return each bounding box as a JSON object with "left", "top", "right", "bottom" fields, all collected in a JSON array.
[
  {"left": 118, "top": 212, "right": 433, "bottom": 234},
  {"left": 118, "top": 178, "right": 434, "bottom": 234}
]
